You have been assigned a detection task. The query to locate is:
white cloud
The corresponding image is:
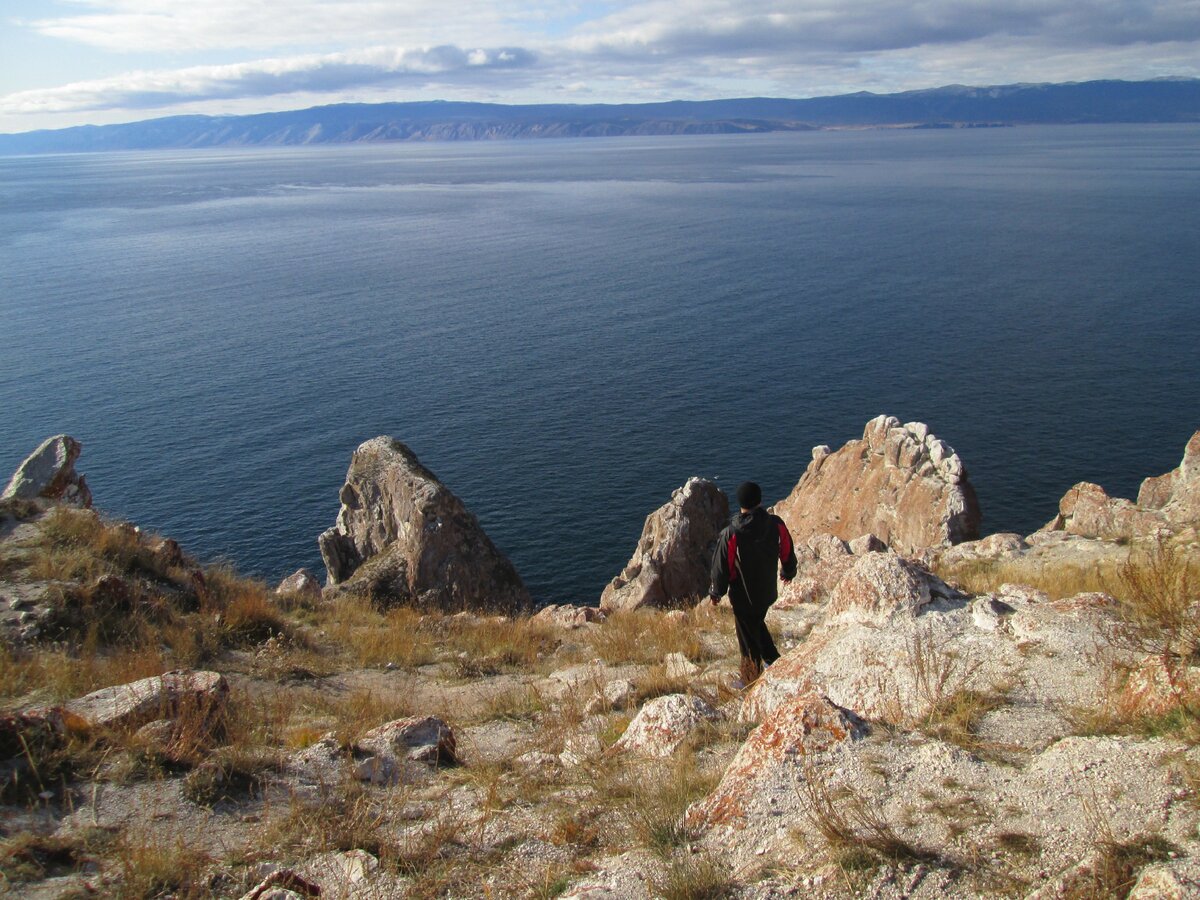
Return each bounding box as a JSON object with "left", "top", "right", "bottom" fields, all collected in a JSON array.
[
  {"left": 3, "top": 0, "right": 1198, "bottom": 125},
  {"left": 0, "top": 45, "right": 538, "bottom": 114}
]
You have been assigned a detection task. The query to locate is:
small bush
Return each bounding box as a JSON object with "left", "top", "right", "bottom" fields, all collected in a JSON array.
[{"left": 651, "top": 854, "right": 738, "bottom": 900}]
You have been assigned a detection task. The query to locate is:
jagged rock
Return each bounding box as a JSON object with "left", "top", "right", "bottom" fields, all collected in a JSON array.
[
  {"left": 773, "top": 416, "right": 981, "bottom": 555},
  {"left": 687, "top": 693, "right": 867, "bottom": 827},
  {"left": 929, "top": 532, "right": 1029, "bottom": 568},
  {"left": 532, "top": 603, "right": 606, "bottom": 629},
  {"left": 825, "top": 552, "right": 933, "bottom": 627},
  {"left": 42, "top": 670, "right": 228, "bottom": 734},
  {"left": 613, "top": 693, "right": 718, "bottom": 758},
  {"left": 274, "top": 569, "right": 322, "bottom": 602},
  {"left": 318, "top": 437, "right": 530, "bottom": 612},
  {"left": 600, "top": 477, "right": 728, "bottom": 612},
  {"left": 775, "top": 533, "right": 854, "bottom": 608},
  {"left": 2, "top": 435, "right": 91, "bottom": 507},
  {"left": 356, "top": 716, "right": 457, "bottom": 770},
  {"left": 1041, "top": 430, "right": 1200, "bottom": 542}
]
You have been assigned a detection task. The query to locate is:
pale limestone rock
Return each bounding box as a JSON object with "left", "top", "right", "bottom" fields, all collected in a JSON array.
[
  {"left": 356, "top": 716, "right": 457, "bottom": 769},
  {"left": 970, "top": 596, "right": 1016, "bottom": 632},
  {"left": 50, "top": 670, "right": 228, "bottom": 733},
  {"left": 774, "top": 416, "right": 980, "bottom": 555},
  {"left": 687, "top": 693, "right": 867, "bottom": 827},
  {"left": 613, "top": 693, "right": 718, "bottom": 758},
  {"left": 274, "top": 569, "right": 322, "bottom": 602},
  {"left": 585, "top": 678, "right": 636, "bottom": 715},
  {"left": 560, "top": 732, "right": 604, "bottom": 766},
  {"left": 664, "top": 652, "right": 699, "bottom": 679},
  {"left": 774, "top": 533, "right": 854, "bottom": 609},
  {"left": 318, "top": 437, "right": 529, "bottom": 613},
  {"left": 532, "top": 604, "right": 605, "bottom": 629},
  {"left": 600, "top": 477, "right": 728, "bottom": 612},
  {"left": 1128, "top": 861, "right": 1200, "bottom": 899},
  {"left": 825, "top": 553, "right": 933, "bottom": 627},
  {"left": 2, "top": 435, "right": 91, "bottom": 507}
]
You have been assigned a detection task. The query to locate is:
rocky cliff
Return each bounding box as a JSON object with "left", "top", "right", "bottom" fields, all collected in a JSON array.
[{"left": 773, "top": 415, "right": 982, "bottom": 554}]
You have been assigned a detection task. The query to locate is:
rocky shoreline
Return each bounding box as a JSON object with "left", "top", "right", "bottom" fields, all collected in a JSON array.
[{"left": 2, "top": 418, "right": 1199, "bottom": 898}]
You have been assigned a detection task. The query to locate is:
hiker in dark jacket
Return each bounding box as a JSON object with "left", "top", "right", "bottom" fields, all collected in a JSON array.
[{"left": 709, "top": 481, "right": 798, "bottom": 682}]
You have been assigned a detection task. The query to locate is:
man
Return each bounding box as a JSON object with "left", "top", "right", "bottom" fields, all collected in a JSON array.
[{"left": 709, "top": 481, "right": 798, "bottom": 684}]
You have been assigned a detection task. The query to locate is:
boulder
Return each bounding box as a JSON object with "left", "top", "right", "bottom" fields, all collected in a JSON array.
[
  {"left": 531, "top": 603, "right": 606, "bottom": 629},
  {"left": 1041, "top": 429, "right": 1200, "bottom": 541},
  {"left": 2, "top": 435, "right": 91, "bottom": 508},
  {"left": 773, "top": 416, "right": 981, "bottom": 555},
  {"left": 274, "top": 568, "right": 322, "bottom": 602},
  {"left": 47, "top": 670, "right": 228, "bottom": 734},
  {"left": 318, "top": 437, "right": 530, "bottom": 613},
  {"left": 600, "top": 478, "right": 729, "bottom": 612},
  {"left": 356, "top": 716, "right": 457, "bottom": 770},
  {"left": 825, "top": 552, "right": 934, "bottom": 627},
  {"left": 687, "top": 693, "right": 867, "bottom": 827},
  {"left": 613, "top": 694, "right": 718, "bottom": 758}
]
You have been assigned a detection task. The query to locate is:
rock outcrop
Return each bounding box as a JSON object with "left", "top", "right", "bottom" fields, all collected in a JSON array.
[
  {"left": 600, "top": 478, "right": 728, "bottom": 612},
  {"left": 773, "top": 415, "right": 981, "bottom": 555},
  {"left": 1041, "top": 429, "right": 1200, "bottom": 541},
  {"left": 2, "top": 435, "right": 92, "bottom": 508},
  {"left": 318, "top": 437, "right": 530, "bottom": 612}
]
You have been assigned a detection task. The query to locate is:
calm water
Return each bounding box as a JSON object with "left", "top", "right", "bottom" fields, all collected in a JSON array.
[{"left": 2, "top": 126, "right": 1198, "bottom": 604}]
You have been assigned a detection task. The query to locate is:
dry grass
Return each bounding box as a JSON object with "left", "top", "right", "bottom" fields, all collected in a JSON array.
[
  {"left": 651, "top": 853, "right": 739, "bottom": 900},
  {"left": 797, "top": 764, "right": 939, "bottom": 881},
  {"left": 0, "top": 827, "right": 116, "bottom": 886},
  {"left": 582, "top": 609, "right": 711, "bottom": 666},
  {"left": 1111, "top": 538, "right": 1200, "bottom": 694},
  {"left": 932, "top": 554, "right": 1123, "bottom": 600},
  {"left": 588, "top": 752, "right": 720, "bottom": 857},
  {"left": 321, "top": 599, "right": 435, "bottom": 669},
  {"left": 111, "top": 828, "right": 214, "bottom": 899}
]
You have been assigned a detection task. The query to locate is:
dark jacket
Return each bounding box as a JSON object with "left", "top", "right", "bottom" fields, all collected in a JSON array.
[{"left": 709, "top": 507, "right": 798, "bottom": 609}]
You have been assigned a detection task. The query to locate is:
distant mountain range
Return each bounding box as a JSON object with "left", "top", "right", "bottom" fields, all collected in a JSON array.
[{"left": 3, "top": 79, "right": 1198, "bottom": 154}]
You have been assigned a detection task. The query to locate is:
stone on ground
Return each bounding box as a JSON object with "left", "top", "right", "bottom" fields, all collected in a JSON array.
[{"left": 2, "top": 434, "right": 92, "bottom": 508}]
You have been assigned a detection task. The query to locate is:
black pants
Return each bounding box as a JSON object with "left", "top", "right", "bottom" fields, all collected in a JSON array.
[{"left": 729, "top": 586, "right": 779, "bottom": 669}]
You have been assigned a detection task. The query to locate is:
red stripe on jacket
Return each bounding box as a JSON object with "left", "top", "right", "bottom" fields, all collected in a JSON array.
[
  {"left": 727, "top": 534, "right": 739, "bottom": 581},
  {"left": 777, "top": 522, "right": 793, "bottom": 565}
]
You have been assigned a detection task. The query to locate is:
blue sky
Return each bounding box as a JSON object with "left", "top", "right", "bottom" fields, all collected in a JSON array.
[{"left": 2, "top": 0, "right": 1198, "bottom": 133}]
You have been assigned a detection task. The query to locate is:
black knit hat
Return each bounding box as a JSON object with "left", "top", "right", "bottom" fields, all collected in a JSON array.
[{"left": 736, "top": 481, "right": 762, "bottom": 509}]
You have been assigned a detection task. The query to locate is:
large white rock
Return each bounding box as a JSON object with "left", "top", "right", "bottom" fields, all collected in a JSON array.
[
  {"left": 53, "top": 670, "right": 228, "bottom": 733},
  {"left": 2, "top": 435, "right": 92, "bottom": 508}
]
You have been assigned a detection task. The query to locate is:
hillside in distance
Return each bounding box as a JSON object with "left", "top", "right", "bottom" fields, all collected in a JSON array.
[{"left": 2, "top": 78, "right": 1198, "bottom": 153}]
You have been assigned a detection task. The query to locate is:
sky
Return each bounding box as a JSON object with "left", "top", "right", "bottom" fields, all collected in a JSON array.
[{"left": 2, "top": 0, "right": 1198, "bottom": 134}]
